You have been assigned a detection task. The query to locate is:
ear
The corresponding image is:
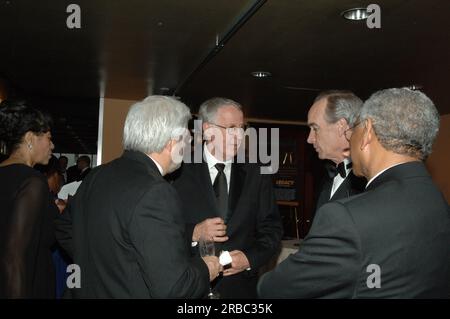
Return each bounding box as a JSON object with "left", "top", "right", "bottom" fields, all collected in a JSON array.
[
  {"left": 337, "top": 118, "right": 349, "bottom": 137},
  {"left": 23, "top": 131, "right": 35, "bottom": 146},
  {"left": 163, "top": 138, "right": 176, "bottom": 154},
  {"left": 360, "top": 119, "right": 374, "bottom": 150},
  {"left": 203, "top": 122, "right": 213, "bottom": 141}
]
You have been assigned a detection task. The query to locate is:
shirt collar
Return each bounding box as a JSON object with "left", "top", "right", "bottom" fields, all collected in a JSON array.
[
  {"left": 147, "top": 155, "right": 164, "bottom": 176},
  {"left": 342, "top": 157, "right": 352, "bottom": 176},
  {"left": 204, "top": 144, "right": 232, "bottom": 170},
  {"left": 366, "top": 162, "right": 407, "bottom": 188}
]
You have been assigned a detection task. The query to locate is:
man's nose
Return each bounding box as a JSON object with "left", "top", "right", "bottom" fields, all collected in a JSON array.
[{"left": 307, "top": 131, "right": 314, "bottom": 144}]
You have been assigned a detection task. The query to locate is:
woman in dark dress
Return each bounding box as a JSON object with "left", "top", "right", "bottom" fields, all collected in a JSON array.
[{"left": 0, "top": 100, "right": 56, "bottom": 298}]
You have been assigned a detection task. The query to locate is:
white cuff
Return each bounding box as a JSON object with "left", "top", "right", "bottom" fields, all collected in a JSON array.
[{"left": 219, "top": 251, "right": 232, "bottom": 266}]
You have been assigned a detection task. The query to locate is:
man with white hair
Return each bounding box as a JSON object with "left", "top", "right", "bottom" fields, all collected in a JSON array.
[
  {"left": 258, "top": 88, "right": 450, "bottom": 298},
  {"left": 56, "top": 96, "right": 221, "bottom": 298}
]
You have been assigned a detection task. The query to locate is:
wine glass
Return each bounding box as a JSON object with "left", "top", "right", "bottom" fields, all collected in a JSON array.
[{"left": 199, "top": 235, "right": 220, "bottom": 299}]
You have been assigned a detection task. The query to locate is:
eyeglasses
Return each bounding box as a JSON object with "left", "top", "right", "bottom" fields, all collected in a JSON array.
[
  {"left": 344, "top": 120, "right": 363, "bottom": 141},
  {"left": 209, "top": 123, "right": 249, "bottom": 135}
]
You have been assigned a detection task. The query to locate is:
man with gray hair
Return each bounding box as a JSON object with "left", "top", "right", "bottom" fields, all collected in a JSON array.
[
  {"left": 258, "top": 88, "right": 450, "bottom": 298},
  {"left": 56, "top": 96, "right": 221, "bottom": 298},
  {"left": 307, "top": 90, "right": 366, "bottom": 213},
  {"left": 171, "top": 97, "right": 282, "bottom": 298}
]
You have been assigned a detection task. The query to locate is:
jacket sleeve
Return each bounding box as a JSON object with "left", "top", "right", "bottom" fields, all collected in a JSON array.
[
  {"left": 129, "top": 181, "right": 210, "bottom": 298},
  {"left": 2, "top": 176, "right": 49, "bottom": 297},
  {"left": 54, "top": 199, "right": 74, "bottom": 259},
  {"left": 257, "top": 201, "right": 361, "bottom": 298}
]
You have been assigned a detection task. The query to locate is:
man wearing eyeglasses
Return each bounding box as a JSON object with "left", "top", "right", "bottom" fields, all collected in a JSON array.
[
  {"left": 170, "top": 97, "right": 283, "bottom": 299},
  {"left": 306, "top": 90, "right": 366, "bottom": 217},
  {"left": 258, "top": 88, "right": 450, "bottom": 298}
]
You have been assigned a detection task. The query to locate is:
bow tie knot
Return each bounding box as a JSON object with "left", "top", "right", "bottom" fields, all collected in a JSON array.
[{"left": 326, "top": 161, "right": 351, "bottom": 179}]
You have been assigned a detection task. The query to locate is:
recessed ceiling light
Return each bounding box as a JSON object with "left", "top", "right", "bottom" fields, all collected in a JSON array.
[
  {"left": 251, "top": 71, "right": 271, "bottom": 78},
  {"left": 341, "top": 8, "right": 368, "bottom": 21},
  {"left": 408, "top": 84, "right": 423, "bottom": 91}
]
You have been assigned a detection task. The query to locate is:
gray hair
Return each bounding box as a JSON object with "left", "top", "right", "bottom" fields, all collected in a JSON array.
[
  {"left": 314, "top": 90, "right": 363, "bottom": 126},
  {"left": 197, "top": 97, "right": 242, "bottom": 123},
  {"left": 123, "top": 95, "right": 191, "bottom": 153},
  {"left": 360, "top": 88, "right": 440, "bottom": 160}
]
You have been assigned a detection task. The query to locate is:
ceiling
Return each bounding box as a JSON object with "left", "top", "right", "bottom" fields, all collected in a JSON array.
[{"left": 1, "top": 0, "right": 449, "bottom": 154}]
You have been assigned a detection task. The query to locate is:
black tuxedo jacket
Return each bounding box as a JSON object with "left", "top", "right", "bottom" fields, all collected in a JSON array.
[
  {"left": 65, "top": 165, "right": 80, "bottom": 183},
  {"left": 79, "top": 167, "right": 91, "bottom": 181},
  {"left": 55, "top": 150, "right": 209, "bottom": 298},
  {"left": 171, "top": 159, "right": 283, "bottom": 298},
  {"left": 315, "top": 167, "right": 366, "bottom": 211},
  {"left": 258, "top": 162, "right": 450, "bottom": 298}
]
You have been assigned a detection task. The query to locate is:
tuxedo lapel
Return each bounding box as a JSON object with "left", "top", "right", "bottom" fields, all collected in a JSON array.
[
  {"left": 227, "top": 163, "right": 246, "bottom": 222},
  {"left": 194, "top": 161, "right": 218, "bottom": 214},
  {"left": 316, "top": 177, "right": 333, "bottom": 209},
  {"left": 330, "top": 176, "right": 351, "bottom": 200}
]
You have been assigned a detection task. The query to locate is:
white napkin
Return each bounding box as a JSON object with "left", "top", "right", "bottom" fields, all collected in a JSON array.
[{"left": 57, "top": 181, "right": 82, "bottom": 200}]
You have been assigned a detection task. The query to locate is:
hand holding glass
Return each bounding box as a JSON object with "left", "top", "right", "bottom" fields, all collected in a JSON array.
[{"left": 199, "top": 235, "right": 220, "bottom": 299}]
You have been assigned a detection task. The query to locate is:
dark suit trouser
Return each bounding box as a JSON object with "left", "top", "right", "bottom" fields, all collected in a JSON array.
[{"left": 213, "top": 272, "right": 258, "bottom": 299}]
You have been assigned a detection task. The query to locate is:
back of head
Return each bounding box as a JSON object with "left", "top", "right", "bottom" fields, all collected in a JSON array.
[
  {"left": 123, "top": 95, "right": 191, "bottom": 154},
  {"left": 0, "top": 100, "right": 52, "bottom": 155},
  {"left": 197, "top": 97, "right": 243, "bottom": 123},
  {"left": 314, "top": 90, "right": 363, "bottom": 126},
  {"left": 361, "top": 88, "right": 439, "bottom": 160}
]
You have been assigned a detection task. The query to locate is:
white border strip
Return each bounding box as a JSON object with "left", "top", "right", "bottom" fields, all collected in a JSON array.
[{"left": 96, "top": 97, "right": 104, "bottom": 166}]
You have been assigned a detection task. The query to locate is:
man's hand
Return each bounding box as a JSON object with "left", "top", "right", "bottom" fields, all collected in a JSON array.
[
  {"left": 202, "top": 256, "right": 223, "bottom": 281},
  {"left": 193, "top": 217, "right": 229, "bottom": 242},
  {"left": 55, "top": 199, "right": 67, "bottom": 214},
  {"left": 223, "top": 250, "right": 250, "bottom": 276}
]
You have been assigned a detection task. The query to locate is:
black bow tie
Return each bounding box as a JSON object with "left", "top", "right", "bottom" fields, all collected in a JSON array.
[{"left": 326, "top": 161, "right": 351, "bottom": 179}]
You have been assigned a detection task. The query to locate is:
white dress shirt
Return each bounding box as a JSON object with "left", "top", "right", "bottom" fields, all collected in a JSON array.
[
  {"left": 147, "top": 155, "right": 164, "bottom": 176},
  {"left": 204, "top": 145, "right": 232, "bottom": 192},
  {"left": 330, "top": 158, "right": 353, "bottom": 199}
]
